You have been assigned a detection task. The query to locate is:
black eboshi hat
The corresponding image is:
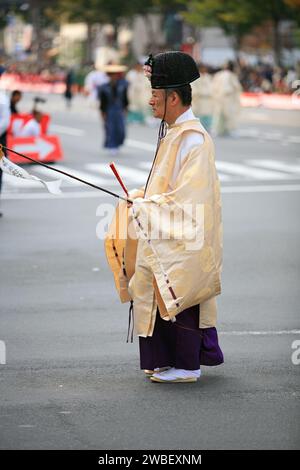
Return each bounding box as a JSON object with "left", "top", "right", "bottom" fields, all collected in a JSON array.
[{"left": 145, "top": 51, "right": 200, "bottom": 89}]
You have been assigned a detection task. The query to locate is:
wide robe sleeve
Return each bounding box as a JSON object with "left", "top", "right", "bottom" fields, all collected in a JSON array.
[
  {"left": 129, "top": 141, "right": 223, "bottom": 319},
  {"left": 104, "top": 188, "right": 144, "bottom": 303}
]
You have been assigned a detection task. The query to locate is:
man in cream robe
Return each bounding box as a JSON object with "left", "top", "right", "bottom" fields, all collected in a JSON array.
[
  {"left": 105, "top": 52, "right": 223, "bottom": 383},
  {"left": 192, "top": 64, "right": 213, "bottom": 132},
  {"left": 211, "top": 61, "right": 242, "bottom": 137},
  {"left": 126, "top": 63, "right": 152, "bottom": 123}
]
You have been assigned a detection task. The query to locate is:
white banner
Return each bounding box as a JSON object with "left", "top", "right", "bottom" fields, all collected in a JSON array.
[{"left": 0, "top": 156, "right": 62, "bottom": 195}]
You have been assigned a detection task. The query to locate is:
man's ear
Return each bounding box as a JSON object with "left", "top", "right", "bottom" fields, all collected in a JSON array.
[{"left": 169, "top": 91, "right": 179, "bottom": 106}]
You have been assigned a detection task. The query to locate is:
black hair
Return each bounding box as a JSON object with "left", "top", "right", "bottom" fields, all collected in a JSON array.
[
  {"left": 227, "top": 61, "right": 235, "bottom": 72},
  {"left": 11, "top": 89, "right": 22, "bottom": 97},
  {"left": 167, "top": 84, "right": 192, "bottom": 106}
]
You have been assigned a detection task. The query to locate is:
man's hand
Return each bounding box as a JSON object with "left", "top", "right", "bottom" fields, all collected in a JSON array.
[{"left": 127, "top": 188, "right": 144, "bottom": 209}]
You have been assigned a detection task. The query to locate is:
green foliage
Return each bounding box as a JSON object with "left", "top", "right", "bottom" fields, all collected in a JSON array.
[
  {"left": 44, "top": 0, "right": 151, "bottom": 25},
  {"left": 182, "top": 0, "right": 300, "bottom": 33}
]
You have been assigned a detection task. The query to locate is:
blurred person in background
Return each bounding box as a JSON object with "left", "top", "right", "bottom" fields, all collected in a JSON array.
[
  {"left": 84, "top": 64, "right": 109, "bottom": 107},
  {"left": 211, "top": 61, "right": 242, "bottom": 137},
  {"left": 126, "top": 62, "right": 151, "bottom": 124},
  {"left": 14, "top": 110, "right": 42, "bottom": 137},
  {"left": 192, "top": 63, "right": 213, "bottom": 132},
  {"left": 98, "top": 64, "right": 128, "bottom": 155},
  {"left": 0, "top": 66, "right": 11, "bottom": 216},
  {"left": 64, "top": 69, "right": 75, "bottom": 108},
  {"left": 284, "top": 67, "right": 298, "bottom": 93},
  {"left": 273, "top": 66, "right": 288, "bottom": 93},
  {"left": 10, "top": 90, "right": 22, "bottom": 114}
]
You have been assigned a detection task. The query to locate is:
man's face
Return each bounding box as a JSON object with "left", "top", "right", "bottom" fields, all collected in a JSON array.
[
  {"left": 12, "top": 93, "right": 21, "bottom": 104},
  {"left": 149, "top": 89, "right": 167, "bottom": 119}
]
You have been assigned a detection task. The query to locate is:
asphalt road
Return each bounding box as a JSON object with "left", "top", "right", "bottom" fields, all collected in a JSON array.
[{"left": 0, "top": 93, "right": 299, "bottom": 449}]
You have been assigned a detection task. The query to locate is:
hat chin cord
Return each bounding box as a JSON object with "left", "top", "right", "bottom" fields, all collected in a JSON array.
[
  {"left": 144, "top": 90, "right": 168, "bottom": 195},
  {"left": 158, "top": 90, "right": 168, "bottom": 139}
]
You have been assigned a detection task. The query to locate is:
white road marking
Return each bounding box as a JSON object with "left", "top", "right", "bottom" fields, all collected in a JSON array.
[
  {"left": 2, "top": 183, "right": 300, "bottom": 200},
  {"left": 138, "top": 160, "right": 232, "bottom": 181},
  {"left": 50, "top": 124, "right": 85, "bottom": 136},
  {"left": 125, "top": 139, "right": 156, "bottom": 152},
  {"left": 262, "top": 131, "right": 282, "bottom": 140},
  {"left": 3, "top": 156, "right": 300, "bottom": 196},
  {"left": 221, "top": 184, "right": 300, "bottom": 193},
  {"left": 219, "top": 174, "right": 232, "bottom": 181},
  {"left": 18, "top": 425, "right": 36, "bottom": 428},
  {"left": 34, "top": 163, "right": 108, "bottom": 187},
  {"left": 216, "top": 160, "right": 291, "bottom": 180},
  {"left": 287, "top": 135, "right": 300, "bottom": 144},
  {"left": 220, "top": 329, "right": 300, "bottom": 336},
  {"left": 28, "top": 164, "right": 80, "bottom": 187},
  {"left": 247, "top": 159, "right": 300, "bottom": 176},
  {"left": 235, "top": 129, "right": 260, "bottom": 138},
  {"left": 86, "top": 162, "right": 149, "bottom": 183},
  {"left": 138, "top": 161, "right": 152, "bottom": 170},
  {"left": 216, "top": 128, "right": 300, "bottom": 144}
]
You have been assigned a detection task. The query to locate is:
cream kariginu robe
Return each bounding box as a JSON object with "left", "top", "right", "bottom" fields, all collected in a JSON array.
[{"left": 105, "top": 119, "right": 223, "bottom": 337}]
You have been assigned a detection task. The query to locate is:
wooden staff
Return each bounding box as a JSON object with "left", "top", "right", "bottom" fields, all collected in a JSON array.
[{"left": 109, "top": 161, "right": 129, "bottom": 197}]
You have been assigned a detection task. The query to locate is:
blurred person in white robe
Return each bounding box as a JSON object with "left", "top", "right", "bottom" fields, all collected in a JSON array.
[
  {"left": 84, "top": 65, "right": 109, "bottom": 107},
  {"left": 192, "top": 64, "right": 213, "bottom": 132},
  {"left": 211, "top": 61, "right": 242, "bottom": 137},
  {"left": 126, "top": 63, "right": 151, "bottom": 124}
]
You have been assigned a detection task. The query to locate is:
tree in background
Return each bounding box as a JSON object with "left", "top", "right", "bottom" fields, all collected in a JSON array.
[
  {"left": 44, "top": 0, "right": 145, "bottom": 63},
  {"left": 3, "top": 0, "right": 300, "bottom": 66},
  {"left": 182, "top": 0, "right": 300, "bottom": 65}
]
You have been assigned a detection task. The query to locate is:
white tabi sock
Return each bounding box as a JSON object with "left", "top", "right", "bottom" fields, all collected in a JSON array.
[{"left": 152, "top": 367, "right": 201, "bottom": 381}]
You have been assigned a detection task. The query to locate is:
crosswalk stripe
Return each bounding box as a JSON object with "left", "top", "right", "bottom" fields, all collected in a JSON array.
[
  {"left": 216, "top": 173, "right": 232, "bottom": 181},
  {"left": 261, "top": 131, "right": 282, "bottom": 140},
  {"left": 138, "top": 160, "right": 232, "bottom": 181},
  {"left": 125, "top": 139, "right": 156, "bottom": 152},
  {"left": 86, "top": 163, "right": 149, "bottom": 183},
  {"left": 246, "top": 159, "right": 300, "bottom": 176},
  {"left": 138, "top": 161, "right": 152, "bottom": 170},
  {"left": 50, "top": 124, "right": 85, "bottom": 136},
  {"left": 220, "top": 329, "right": 300, "bottom": 336},
  {"left": 22, "top": 164, "right": 79, "bottom": 186},
  {"left": 224, "top": 129, "right": 299, "bottom": 143},
  {"left": 2, "top": 183, "right": 300, "bottom": 199},
  {"left": 33, "top": 164, "right": 108, "bottom": 186},
  {"left": 215, "top": 160, "right": 292, "bottom": 180},
  {"left": 3, "top": 157, "right": 300, "bottom": 193},
  {"left": 235, "top": 129, "right": 260, "bottom": 138},
  {"left": 287, "top": 136, "right": 300, "bottom": 144}
]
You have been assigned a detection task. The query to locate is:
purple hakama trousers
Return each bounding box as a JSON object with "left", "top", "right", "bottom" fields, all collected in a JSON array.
[{"left": 139, "top": 304, "right": 224, "bottom": 370}]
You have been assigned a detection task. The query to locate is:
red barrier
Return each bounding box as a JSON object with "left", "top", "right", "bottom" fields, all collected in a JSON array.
[
  {"left": 1, "top": 73, "right": 300, "bottom": 109},
  {"left": 7, "top": 135, "right": 63, "bottom": 163},
  {"left": 0, "top": 73, "right": 65, "bottom": 94},
  {"left": 240, "top": 92, "right": 300, "bottom": 110},
  {"left": 7, "top": 113, "right": 63, "bottom": 164}
]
